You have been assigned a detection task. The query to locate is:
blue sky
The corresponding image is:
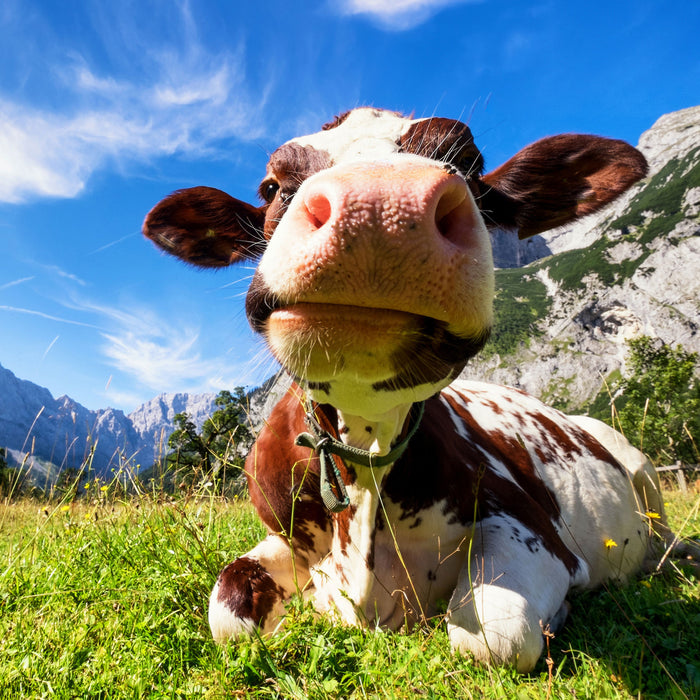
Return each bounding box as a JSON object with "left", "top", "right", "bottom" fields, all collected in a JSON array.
[{"left": 1, "top": 0, "right": 698, "bottom": 413}]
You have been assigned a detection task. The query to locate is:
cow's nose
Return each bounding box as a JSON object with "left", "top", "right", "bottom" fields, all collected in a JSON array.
[{"left": 299, "top": 163, "right": 475, "bottom": 249}]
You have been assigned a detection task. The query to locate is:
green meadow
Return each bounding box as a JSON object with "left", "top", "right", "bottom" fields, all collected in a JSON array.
[{"left": 1, "top": 482, "right": 698, "bottom": 699}]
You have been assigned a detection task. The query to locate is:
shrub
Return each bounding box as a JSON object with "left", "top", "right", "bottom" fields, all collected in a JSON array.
[{"left": 612, "top": 337, "right": 700, "bottom": 465}]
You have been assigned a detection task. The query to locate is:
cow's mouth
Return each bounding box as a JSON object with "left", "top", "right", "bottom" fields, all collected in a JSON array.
[{"left": 256, "top": 301, "right": 490, "bottom": 389}]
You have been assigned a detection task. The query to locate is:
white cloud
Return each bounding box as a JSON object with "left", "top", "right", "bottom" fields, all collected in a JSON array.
[
  {"left": 0, "top": 304, "right": 99, "bottom": 328},
  {"left": 101, "top": 327, "right": 207, "bottom": 390},
  {"left": 0, "top": 10, "right": 265, "bottom": 204},
  {"left": 41, "top": 335, "right": 60, "bottom": 361},
  {"left": 40, "top": 265, "right": 87, "bottom": 287},
  {"left": 336, "top": 0, "right": 481, "bottom": 30},
  {"left": 77, "top": 299, "right": 245, "bottom": 395},
  {"left": 0, "top": 276, "right": 35, "bottom": 291}
]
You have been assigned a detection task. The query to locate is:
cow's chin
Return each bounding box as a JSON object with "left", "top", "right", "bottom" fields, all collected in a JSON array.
[
  {"left": 266, "top": 303, "right": 420, "bottom": 383},
  {"left": 265, "top": 302, "right": 488, "bottom": 418}
]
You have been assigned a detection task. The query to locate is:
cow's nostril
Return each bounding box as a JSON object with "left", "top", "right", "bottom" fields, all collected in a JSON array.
[
  {"left": 435, "top": 184, "right": 469, "bottom": 245},
  {"left": 305, "top": 191, "right": 332, "bottom": 229}
]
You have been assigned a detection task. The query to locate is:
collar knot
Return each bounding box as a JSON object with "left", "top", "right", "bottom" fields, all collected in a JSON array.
[{"left": 294, "top": 401, "right": 425, "bottom": 513}]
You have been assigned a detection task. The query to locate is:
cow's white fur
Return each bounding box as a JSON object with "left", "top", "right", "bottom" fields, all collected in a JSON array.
[
  {"left": 290, "top": 108, "right": 413, "bottom": 165},
  {"left": 443, "top": 381, "right": 651, "bottom": 586},
  {"left": 447, "top": 513, "right": 580, "bottom": 671}
]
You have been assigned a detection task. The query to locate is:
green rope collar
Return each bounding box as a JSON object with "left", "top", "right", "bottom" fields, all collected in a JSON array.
[{"left": 294, "top": 401, "right": 425, "bottom": 513}]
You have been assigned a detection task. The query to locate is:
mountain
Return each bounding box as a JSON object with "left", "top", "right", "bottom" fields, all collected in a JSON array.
[
  {"left": 0, "top": 362, "right": 218, "bottom": 479},
  {"left": 461, "top": 105, "right": 700, "bottom": 411},
  {"left": 127, "top": 392, "right": 220, "bottom": 467},
  {"left": 0, "top": 363, "right": 141, "bottom": 476}
]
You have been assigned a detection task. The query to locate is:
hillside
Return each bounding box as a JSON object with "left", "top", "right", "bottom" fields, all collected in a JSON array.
[{"left": 461, "top": 105, "right": 700, "bottom": 412}]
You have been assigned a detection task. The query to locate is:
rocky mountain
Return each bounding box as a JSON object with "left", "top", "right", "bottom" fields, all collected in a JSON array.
[
  {"left": 127, "top": 391, "right": 219, "bottom": 466},
  {"left": 461, "top": 105, "right": 700, "bottom": 411},
  {"left": 0, "top": 362, "right": 219, "bottom": 479}
]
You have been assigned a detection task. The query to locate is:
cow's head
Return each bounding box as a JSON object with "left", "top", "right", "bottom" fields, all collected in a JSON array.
[{"left": 143, "top": 108, "right": 646, "bottom": 417}]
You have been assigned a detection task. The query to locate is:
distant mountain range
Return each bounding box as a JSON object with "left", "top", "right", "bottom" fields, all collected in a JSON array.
[
  {"left": 2, "top": 105, "right": 698, "bottom": 480},
  {"left": 0, "top": 361, "right": 220, "bottom": 479}
]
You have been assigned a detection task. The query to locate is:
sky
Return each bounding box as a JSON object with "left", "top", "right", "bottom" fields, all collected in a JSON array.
[{"left": 1, "top": 0, "right": 698, "bottom": 414}]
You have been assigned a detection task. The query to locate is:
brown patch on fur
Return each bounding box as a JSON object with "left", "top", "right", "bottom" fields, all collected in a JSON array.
[
  {"left": 322, "top": 111, "right": 353, "bottom": 130},
  {"left": 399, "top": 118, "right": 484, "bottom": 179},
  {"left": 216, "top": 557, "right": 285, "bottom": 626},
  {"left": 247, "top": 388, "right": 331, "bottom": 551},
  {"left": 568, "top": 422, "right": 626, "bottom": 475},
  {"left": 384, "top": 394, "right": 581, "bottom": 575},
  {"left": 261, "top": 143, "right": 332, "bottom": 238}
]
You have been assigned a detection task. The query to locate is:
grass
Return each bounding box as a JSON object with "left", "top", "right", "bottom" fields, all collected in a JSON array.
[{"left": 1, "top": 487, "right": 698, "bottom": 699}]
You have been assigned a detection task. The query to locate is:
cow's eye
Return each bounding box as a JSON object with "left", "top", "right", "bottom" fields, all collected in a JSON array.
[{"left": 260, "top": 180, "right": 280, "bottom": 203}]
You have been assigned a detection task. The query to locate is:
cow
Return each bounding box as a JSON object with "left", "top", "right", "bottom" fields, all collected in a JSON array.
[{"left": 143, "top": 107, "right": 679, "bottom": 671}]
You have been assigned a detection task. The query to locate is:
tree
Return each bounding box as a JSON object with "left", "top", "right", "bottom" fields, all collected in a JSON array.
[
  {"left": 166, "top": 388, "right": 251, "bottom": 491},
  {"left": 0, "top": 447, "right": 9, "bottom": 496},
  {"left": 614, "top": 337, "right": 700, "bottom": 465}
]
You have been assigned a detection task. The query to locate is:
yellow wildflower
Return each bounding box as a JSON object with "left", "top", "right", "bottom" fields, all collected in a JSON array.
[
  {"left": 604, "top": 538, "right": 618, "bottom": 549},
  {"left": 645, "top": 511, "right": 661, "bottom": 519}
]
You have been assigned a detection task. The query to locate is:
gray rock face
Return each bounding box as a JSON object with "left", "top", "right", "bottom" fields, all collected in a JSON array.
[
  {"left": 127, "top": 392, "right": 218, "bottom": 466},
  {"left": 0, "top": 363, "right": 142, "bottom": 476},
  {"left": 490, "top": 229, "right": 552, "bottom": 269},
  {"left": 461, "top": 105, "right": 700, "bottom": 410}
]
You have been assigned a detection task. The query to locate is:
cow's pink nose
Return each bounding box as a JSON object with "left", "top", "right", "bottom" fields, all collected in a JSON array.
[{"left": 300, "top": 163, "right": 475, "bottom": 249}]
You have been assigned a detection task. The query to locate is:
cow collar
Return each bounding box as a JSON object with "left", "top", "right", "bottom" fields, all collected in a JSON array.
[{"left": 295, "top": 400, "right": 426, "bottom": 513}]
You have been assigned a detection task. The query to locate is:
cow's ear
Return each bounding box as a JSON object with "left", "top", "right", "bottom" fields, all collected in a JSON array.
[
  {"left": 479, "top": 135, "right": 647, "bottom": 239},
  {"left": 143, "top": 186, "right": 266, "bottom": 267}
]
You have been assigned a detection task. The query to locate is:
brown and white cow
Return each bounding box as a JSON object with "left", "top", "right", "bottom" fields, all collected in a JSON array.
[{"left": 143, "top": 107, "right": 676, "bottom": 671}]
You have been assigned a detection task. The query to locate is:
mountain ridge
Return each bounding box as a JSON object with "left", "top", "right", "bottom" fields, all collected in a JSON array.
[
  {"left": 0, "top": 361, "right": 219, "bottom": 478},
  {"left": 461, "top": 105, "right": 700, "bottom": 410}
]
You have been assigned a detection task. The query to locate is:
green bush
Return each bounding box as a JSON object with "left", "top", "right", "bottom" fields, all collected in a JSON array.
[
  {"left": 486, "top": 269, "right": 551, "bottom": 356},
  {"left": 608, "top": 337, "right": 700, "bottom": 465},
  {"left": 164, "top": 388, "right": 252, "bottom": 495}
]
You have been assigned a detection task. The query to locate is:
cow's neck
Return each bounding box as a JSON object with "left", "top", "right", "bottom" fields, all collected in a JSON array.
[
  {"left": 314, "top": 400, "right": 415, "bottom": 622},
  {"left": 336, "top": 403, "right": 413, "bottom": 456}
]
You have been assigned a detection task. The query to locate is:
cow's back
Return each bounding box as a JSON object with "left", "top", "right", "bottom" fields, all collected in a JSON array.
[{"left": 433, "top": 380, "right": 651, "bottom": 587}]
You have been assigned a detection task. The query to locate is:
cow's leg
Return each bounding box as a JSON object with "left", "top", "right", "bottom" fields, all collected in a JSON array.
[
  {"left": 208, "top": 534, "right": 313, "bottom": 641},
  {"left": 446, "top": 516, "right": 587, "bottom": 672}
]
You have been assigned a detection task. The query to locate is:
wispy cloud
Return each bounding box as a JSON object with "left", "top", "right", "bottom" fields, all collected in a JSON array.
[
  {"left": 39, "top": 265, "right": 88, "bottom": 287},
  {"left": 41, "top": 335, "right": 60, "bottom": 361},
  {"left": 73, "top": 298, "right": 245, "bottom": 394},
  {"left": 335, "top": 0, "right": 482, "bottom": 30},
  {"left": 0, "top": 304, "right": 99, "bottom": 328},
  {"left": 0, "top": 5, "right": 266, "bottom": 204},
  {"left": 0, "top": 276, "right": 35, "bottom": 291},
  {"left": 88, "top": 232, "right": 138, "bottom": 256},
  {"left": 101, "top": 326, "right": 209, "bottom": 391}
]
